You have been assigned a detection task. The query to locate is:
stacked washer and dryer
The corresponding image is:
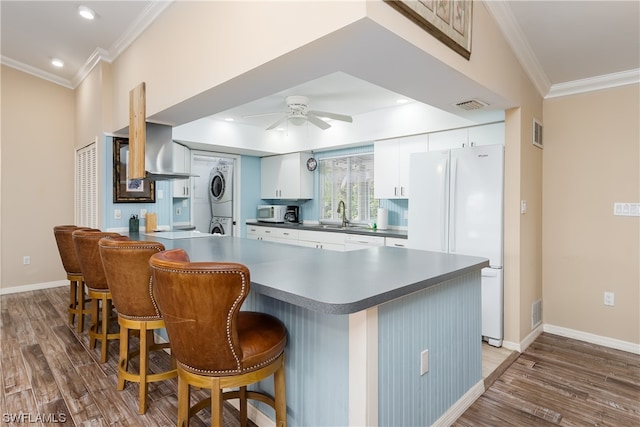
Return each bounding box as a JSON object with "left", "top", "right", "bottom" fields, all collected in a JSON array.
[{"left": 208, "top": 158, "right": 233, "bottom": 235}]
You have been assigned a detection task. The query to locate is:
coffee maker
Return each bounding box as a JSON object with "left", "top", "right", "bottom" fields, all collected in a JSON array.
[{"left": 284, "top": 206, "right": 300, "bottom": 223}]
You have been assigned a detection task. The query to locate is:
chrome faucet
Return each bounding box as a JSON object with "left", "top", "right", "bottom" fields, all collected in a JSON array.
[{"left": 337, "top": 200, "right": 349, "bottom": 228}]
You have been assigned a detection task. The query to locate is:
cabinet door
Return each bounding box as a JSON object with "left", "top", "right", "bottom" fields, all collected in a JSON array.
[
  {"left": 172, "top": 144, "right": 191, "bottom": 198},
  {"left": 397, "top": 134, "right": 428, "bottom": 198},
  {"left": 428, "top": 128, "right": 468, "bottom": 151},
  {"left": 374, "top": 139, "right": 400, "bottom": 199},
  {"left": 261, "top": 155, "right": 282, "bottom": 198},
  {"left": 468, "top": 122, "right": 504, "bottom": 147},
  {"left": 278, "top": 153, "right": 301, "bottom": 199}
]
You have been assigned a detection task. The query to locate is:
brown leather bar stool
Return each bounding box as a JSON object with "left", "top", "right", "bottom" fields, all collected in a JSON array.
[
  {"left": 149, "top": 249, "right": 288, "bottom": 427},
  {"left": 73, "top": 229, "right": 123, "bottom": 363},
  {"left": 99, "top": 237, "right": 177, "bottom": 414},
  {"left": 53, "top": 225, "right": 94, "bottom": 333}
]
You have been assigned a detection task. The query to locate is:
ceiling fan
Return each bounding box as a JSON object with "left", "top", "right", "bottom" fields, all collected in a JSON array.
[{"left": 245, "top": 95, "right": 353, "bottom": 130}]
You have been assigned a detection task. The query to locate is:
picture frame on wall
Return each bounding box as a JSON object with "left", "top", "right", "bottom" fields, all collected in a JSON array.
[
  {"left": 113, "top": 137, "right": 156, "bottom": 203},
  {"left": 385, "top": 0, "right": 473, "bottom": 60}
]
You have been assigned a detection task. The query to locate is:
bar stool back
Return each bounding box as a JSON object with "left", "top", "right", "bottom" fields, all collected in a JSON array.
[
  {"left": 99, "top": 237, "right": 177, "bottom": 414},
  {"left": 73, "top": 229, "right": 123, "bottom": 363},
  {"left": 149, "top": 248, "right": 288, "bottom": 427},
  {"left": 53, "top": 225, "right": 95, "bottom": 332}
]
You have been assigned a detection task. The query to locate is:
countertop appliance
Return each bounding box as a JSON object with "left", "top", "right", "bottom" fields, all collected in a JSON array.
[
  {"left": 257, "top": 205, "right": 286, "bottom": 223},
  {"left": 284, "top": 205, "right": 300, "bottom": 223},
  {"left": 408, "top": 144, "right": 504, "bottom": 347}
]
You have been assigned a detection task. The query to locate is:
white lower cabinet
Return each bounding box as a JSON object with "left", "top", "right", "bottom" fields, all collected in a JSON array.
[
  {"left": 385, "top": 237, "right": 408, "bottom": 248},
  {"left": 297, "top": 230, "right": 345, "bottom": 251},
  {"left": 247, "top": 225, "right": 408, "bottom": 252},
  {"left": 344, "top": 234, "right": 385, "bottom": 251},
  {"left": 246, "top": 226, "right": 298, "bottom": 244}
]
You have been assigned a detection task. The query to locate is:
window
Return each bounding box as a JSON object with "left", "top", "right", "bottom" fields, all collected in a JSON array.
[{"left": 318, "top": 153, "right": 377, "bottom": 224}]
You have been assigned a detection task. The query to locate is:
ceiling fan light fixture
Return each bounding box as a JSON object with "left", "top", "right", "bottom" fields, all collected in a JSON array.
[
  {"left": 78, "top": 5, "right": 95, "bottom": 20},
  {"left": 288, "top": 114, "right": 306, "bottom": 126}
]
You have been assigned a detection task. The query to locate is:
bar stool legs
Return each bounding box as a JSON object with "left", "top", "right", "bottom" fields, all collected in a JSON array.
[
  {"left": 88, "top": 289, "right": 119, "bottom": 363},
  {"left": 67, "top": 273, "right": 90, "bottom": 333},
  {"left": 117, "top": 317, "right": 176, "bottom": 414}
]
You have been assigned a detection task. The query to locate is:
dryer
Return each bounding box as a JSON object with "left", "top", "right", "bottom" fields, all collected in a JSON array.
[
  {"left": 209, "top": 217, "right": 232, "bottom": 235},
  {"left": 209, "top": 159, "right": 233, "bottom": 218}
]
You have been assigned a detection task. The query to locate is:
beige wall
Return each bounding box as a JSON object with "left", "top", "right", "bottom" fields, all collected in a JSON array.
[
  {"left": 543, "top": 84, "right": 640, "bottom": 345},
  {"left": 1, "top": 65, "right": 75, "bottom": 288}
]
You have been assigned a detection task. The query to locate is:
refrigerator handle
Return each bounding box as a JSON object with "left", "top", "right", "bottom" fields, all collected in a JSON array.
[
  {"left": 450, "top": 157, "right": 458, "bottom": 253},
  {"left": 440, "top": 158, "right": 449, "bottom": 252}
]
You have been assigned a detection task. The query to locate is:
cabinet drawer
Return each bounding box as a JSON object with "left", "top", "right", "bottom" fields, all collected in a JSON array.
[
  {"left": 298, "top": 230, "right": 346, "bottom": 245},
  {"left": 344, "top": 234, "right": 385, "bottom": 246},
  {"left": 385, "top": 237, "right": 408, "bottom": 248},
  {"left": 247, "top": 226, "right": 298, "bottom": 240}
]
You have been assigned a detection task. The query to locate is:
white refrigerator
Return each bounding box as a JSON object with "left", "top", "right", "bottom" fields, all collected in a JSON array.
[{"left": 408, "top": 144, "right": 504, "bottom": 347}]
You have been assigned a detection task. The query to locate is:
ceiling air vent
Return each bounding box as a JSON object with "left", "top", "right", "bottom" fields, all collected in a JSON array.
[
  {"left": 455, "top": 99, "right": 489, "bottom": 111},
  {"left": 533, "top": 118, "right": 543, "bottom": 148}
]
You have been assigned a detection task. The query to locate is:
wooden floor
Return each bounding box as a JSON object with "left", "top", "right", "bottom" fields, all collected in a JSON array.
[
  {"left": 0, "top": 286, "right": 256, "bottom": 427},
  {"left": 455, "top": 333, "right": 640, "bottom": 426},
  {"left": 3, "top": 286, "right": 639, "bottom": 427}
]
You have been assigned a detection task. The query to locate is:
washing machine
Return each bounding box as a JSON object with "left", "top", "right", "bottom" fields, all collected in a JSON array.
[
  {"left": 209, "top": 159, "right": 233, "bottom": 218},
  {"left": 209, "top": 217, "right": 232, "bottom": 235}
]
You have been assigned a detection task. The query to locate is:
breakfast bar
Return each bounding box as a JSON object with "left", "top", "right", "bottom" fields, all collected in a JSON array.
[{"left": 139, "top": 233, "right": 488, "bottom": 426}]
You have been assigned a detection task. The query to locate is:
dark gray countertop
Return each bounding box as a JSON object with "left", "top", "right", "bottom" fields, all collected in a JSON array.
[
  {"left": 246, "top": 220, "right": 408, "bottom": 239},
  {"left": 136, "top": 234, "right": 487, "bottom": 314}
]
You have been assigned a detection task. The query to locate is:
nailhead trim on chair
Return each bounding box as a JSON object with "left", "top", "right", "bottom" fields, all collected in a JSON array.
[
  {"left": 179, "top": 352, "right": 283, "bottom": 376},
  {"left": 152, "top": 266, "right": 248, "bottom": 374}
]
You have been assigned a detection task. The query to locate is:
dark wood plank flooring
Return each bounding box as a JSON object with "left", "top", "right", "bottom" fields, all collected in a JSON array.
[
  {"left": 3, "top": 286, "right": 639, "bottom": 426},
  {"left": 455, "top": 333, "right": 640, "bottom": 426},
  {"left": 0, "top": 286, "right": 257, "bottom": 427}
]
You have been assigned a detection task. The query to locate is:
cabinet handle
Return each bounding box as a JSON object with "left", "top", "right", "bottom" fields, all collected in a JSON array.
[
  {"left": 394, "top": 187, "right": 398, "bottom": 196},
  {"left": 401, "top": 187, "right": 405, "bottom": 196},
  {"left": 265, "top": 230, "right": 271, "bottom": 234}
]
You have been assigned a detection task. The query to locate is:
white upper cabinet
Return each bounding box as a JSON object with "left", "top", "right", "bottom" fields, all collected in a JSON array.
[
  {"left": 172, "top": 143, "right": 191, "bottom": 198},
  {"left": 374, "top": 134, "right": 427, "bottom": 199},
  {"left": 428, "top": 123, "right": 505, "bottom": 151},
  {"left": 261, "top": 152, "right": 313, "bottom": 200},
  {"left": 467, "top": 122, "right": 505, "bottom": 147}
]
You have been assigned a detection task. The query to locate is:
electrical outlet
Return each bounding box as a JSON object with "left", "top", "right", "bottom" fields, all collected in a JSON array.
[
  {"left": 114, "top": 209, "right": 121, "bottom": 220},
  {"left": 604, "top": 292, "right": 615, "bottom": 306},
  {"left": 158, "top": 189, "right": 164, "bottom": 199},
  {"left": 23, "top": 256, "right": 31, "bottom": 265},
  {"left": 420, "top": 349, "right": 429, "bottom": 375},
  {"left": 140, "top": 209, "right": 147, "bottom": 218}
]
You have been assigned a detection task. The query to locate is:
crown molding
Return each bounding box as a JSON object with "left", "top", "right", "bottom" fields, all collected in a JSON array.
[
  {"left": 0, "top": 55, "right": 74, "bottom": 89},
  {"left": 546, "top": 68, "right": 640, "bottom": 98},
  {"left": 483, "top": 0, "right": 551, "bottom": 98},
  {"left": 2, "top": 1, "right": 173, "bottom": 90}
]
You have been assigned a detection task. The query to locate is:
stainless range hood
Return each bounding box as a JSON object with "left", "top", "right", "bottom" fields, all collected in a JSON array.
[{"left": 144, "top": 123, "right": 197, "bottom": 180}]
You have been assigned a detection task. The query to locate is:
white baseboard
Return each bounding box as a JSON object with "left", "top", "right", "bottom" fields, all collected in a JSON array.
[
  {"left": 432, "top": 380, "right": 485, "bottom": 427},
  {"left": 544, "top": 324, "right": 640, "bottom": 355},
  {"left": 0, "top": 280, "right": 67, "bottom": 295},
  {"left": 502, "top": 325, "right": 543, "bottom": 353}
]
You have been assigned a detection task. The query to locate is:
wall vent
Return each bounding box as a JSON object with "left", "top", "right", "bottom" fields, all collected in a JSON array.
[
  {"left": 531, "top": 299, "right": 542, "bottom": 329},
  {"left": 533, "top": 119, "right": 543, "bottom": 148},
  {"left": 455, "top": 98, "right": 489, "bottom": 111}
]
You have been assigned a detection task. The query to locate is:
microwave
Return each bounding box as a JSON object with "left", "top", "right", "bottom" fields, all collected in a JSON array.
[{"left": 257, "top": 205, "right": 287, "bottom": 223}]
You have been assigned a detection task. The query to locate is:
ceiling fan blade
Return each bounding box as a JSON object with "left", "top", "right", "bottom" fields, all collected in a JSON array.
[
  {"left": 309, "top": 110, "right": 353, "bottom": 123},
  {"left": 306, "top": 113, "right": 331, "bottom": 130},
  {"left": 265, "top": 115, "right": 288, "bottom": 130}
]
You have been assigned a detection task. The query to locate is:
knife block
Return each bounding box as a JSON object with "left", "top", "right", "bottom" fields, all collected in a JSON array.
[{"left": 145, "top": 213, "right": 157, "bottom": 232}]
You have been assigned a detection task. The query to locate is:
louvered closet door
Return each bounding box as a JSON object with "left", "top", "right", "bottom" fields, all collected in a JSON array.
[{"left": 75, "top": 142, "right": 98, "bottom": 228}]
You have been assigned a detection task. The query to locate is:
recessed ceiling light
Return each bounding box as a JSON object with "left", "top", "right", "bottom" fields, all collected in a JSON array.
[
  {"left": 396, "top": 98, "right": 409, "bottom": 104},
  {"left": 224, "top": 117, "right": 235, "bottom": 122},
  {"left": 51, "top": 58, "right": 64, "bottom": 68},
  {"left": 78, "top": 5, "right": 95, "bottom": 20}
]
